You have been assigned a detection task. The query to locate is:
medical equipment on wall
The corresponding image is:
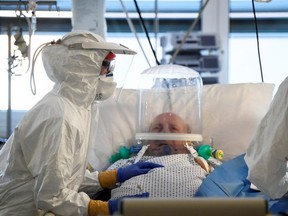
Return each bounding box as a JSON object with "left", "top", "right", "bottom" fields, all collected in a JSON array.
[{"left": 161, "top": 32, "right": 221, "bottom": 85}]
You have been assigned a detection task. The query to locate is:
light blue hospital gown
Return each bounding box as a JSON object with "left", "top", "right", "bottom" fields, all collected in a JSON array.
[{"left": 107, "top": 154, "right": 208, "bottom": 199}]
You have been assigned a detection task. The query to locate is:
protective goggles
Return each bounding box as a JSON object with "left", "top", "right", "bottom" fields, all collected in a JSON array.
[
  {"left": 101, "top": 59, "right": 115, "bottom": 77},
  {"left": 100, "top": 52, "right": 116, "bottom": 77}
]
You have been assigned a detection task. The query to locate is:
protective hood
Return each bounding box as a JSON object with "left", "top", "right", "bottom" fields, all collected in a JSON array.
[
  {"left": 41, "top": 30, "right": 136, "bottom": 108},
  {"left": 136, "top": 64, "right": 203, "bottom": 143}
]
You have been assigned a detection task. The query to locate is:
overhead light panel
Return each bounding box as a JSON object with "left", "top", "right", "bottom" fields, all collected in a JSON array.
[
  {"left": 0, "top": 0, "right": 57, "bottom": 6},
  {"left": 254, "top": 0, "right": 272, "bottom": 2},
  {"left": 0, "top": 0, "right": 58, "bottom": 11}
]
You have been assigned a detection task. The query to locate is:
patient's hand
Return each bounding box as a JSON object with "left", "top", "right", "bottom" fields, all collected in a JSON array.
[{"left": 117, "top": 162, "right": 163, "bottom": 183}]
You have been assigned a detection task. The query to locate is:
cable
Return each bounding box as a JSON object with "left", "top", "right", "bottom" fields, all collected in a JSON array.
[
  {"left": 154, "top": 0, "right": 159, "bottom": 55},
  {"left": 119, "top": 0, "right": 151, "bottom": 68},
  {"left": 169, "top": 0, "right": 210, "bottom": 64},
  {"left": 252, "top": 0, "right": 264, "bottom": 82},
  {"left": 29, "top": 41, "right": 54, "bottom": 95},
  {"left": 133, "top": 0, "right": 160, "bottom": 65}
]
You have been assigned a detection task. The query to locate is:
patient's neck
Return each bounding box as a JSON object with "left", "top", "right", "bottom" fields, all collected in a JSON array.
[{"left": 144, "top": 143, "right": 190, "bottom": 156}]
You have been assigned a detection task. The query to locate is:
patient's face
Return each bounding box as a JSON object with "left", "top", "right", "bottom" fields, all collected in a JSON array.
[{"left": 145, "top": 112, "right": 190, "bottom": 156}]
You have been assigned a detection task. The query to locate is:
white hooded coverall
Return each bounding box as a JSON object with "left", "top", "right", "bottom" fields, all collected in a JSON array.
[{"left": 0, "top": 30, "right": 135, "bottom": 216}]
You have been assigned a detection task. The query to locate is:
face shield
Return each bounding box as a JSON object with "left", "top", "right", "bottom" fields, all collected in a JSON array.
[
  {"left": 135, "top": 64, "right": 203, "bottom": 156},
  {"left": 94, "top": 52, "right": 134, "bottom": 101},
  {"left": 61, "top": 31, "right": 136, "bottom": 102}
]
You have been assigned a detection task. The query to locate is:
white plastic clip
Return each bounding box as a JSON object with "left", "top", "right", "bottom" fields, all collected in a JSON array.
[
  {"left": 134, "top": 145, "right": 149, "bottom": 164},
  {"left": 184, "top": 143, "right": 198, "bottom": 158}
]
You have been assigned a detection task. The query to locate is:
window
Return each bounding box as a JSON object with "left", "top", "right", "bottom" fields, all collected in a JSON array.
[
  {"left": 229, "top": 33, "right": 288, "bottom": 90},
  {"left": 1, "top": 0, "right": 288, "bottom": 138}
]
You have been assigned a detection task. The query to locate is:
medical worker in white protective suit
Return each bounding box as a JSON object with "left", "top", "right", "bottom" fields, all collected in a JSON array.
[{"left": 0, "top": 30, "right": 162, "bottom": 216}]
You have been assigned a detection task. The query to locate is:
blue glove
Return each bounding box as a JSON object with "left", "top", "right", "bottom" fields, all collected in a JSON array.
[
  {"left": 117, "top": 161, "right": 163, "bottom": 183},
  {"left": 108, "top": 192, "right": 149, "bottom": 215}
]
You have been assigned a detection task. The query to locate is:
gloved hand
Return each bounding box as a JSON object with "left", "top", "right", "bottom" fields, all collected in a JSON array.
[
  {"left": 117, "top": 162, "right": 163, "bottom": 183},
  {"left": 108, "top": 192, "right": 149, "bottom": 215}
]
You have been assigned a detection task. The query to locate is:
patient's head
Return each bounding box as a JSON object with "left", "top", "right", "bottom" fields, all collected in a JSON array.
[{"left": 144, "top": 112, "right": 190, "bottom": 156}]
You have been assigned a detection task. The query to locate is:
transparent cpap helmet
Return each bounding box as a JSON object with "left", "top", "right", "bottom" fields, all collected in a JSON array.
[{"left": 135, "top": 64, "right": 203, "bottom": 156}]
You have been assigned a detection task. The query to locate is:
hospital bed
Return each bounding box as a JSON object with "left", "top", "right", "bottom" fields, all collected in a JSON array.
[
  {"left": 120, "top": 197, "right": 269, "bottom": 216},
  {"left": 88, "top": 81, "right": 288, "bottom": 215}
]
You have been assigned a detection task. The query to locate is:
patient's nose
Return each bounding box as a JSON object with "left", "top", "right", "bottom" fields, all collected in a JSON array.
[{"left": 162, "top": 125, "right": 171, "bottom": 133}]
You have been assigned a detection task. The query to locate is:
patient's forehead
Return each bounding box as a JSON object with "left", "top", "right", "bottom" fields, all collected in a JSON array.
[{"left": 151, "top": 112, "right": 188, "bottom": 130}]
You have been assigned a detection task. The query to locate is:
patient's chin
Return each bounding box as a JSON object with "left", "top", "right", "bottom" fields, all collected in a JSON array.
[{"left": 145, "top": 145, "right": 190, "bottom": 156}]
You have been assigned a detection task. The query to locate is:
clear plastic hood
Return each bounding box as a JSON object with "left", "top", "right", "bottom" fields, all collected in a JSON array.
[{"left": 136, "top": 64, "right": 203, "bottom": 147}]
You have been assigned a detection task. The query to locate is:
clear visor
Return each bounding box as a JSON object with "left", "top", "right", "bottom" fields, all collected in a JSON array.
[
  {"left": 105, "top": 54, "right": 135, "bottom": 101},
  {"left": 110, "top": 54, "right": 133, "bottom": 86}
]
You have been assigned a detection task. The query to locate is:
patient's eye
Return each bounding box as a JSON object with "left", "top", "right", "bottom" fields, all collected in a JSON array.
[
  {"left": 150, "top": 124, "right": 162, "bottom": 132},
  {"left": 169, "top": 124, "right": 182, "bottom": 133}
]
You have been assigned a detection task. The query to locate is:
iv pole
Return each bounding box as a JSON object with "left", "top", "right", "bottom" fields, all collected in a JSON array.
[{"left": 6, "top": 25, "right": 12, "bottom": 138}]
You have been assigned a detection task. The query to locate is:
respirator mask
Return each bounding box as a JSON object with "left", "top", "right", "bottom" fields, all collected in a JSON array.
[{"left": 95, "top": 76, "right": 117, "bottom": 101}]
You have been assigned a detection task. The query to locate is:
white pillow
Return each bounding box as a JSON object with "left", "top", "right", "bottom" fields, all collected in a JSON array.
[
  {"left": 88, "top": 83, "right": 275, "bottom": 171},
  {"left": 201, "top": 83, "right": 274, "bottom": 160}
]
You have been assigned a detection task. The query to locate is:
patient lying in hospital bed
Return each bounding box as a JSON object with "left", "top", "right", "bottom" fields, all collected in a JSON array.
[
  {"left": 96, "top": 108, "right": 287, "bottom": 214},
  {"left": 106, "top": 112, "right": 211, "bottom": 199},
  {"left": 88, "top": 65, "right": 287, "bottom": 214}
]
